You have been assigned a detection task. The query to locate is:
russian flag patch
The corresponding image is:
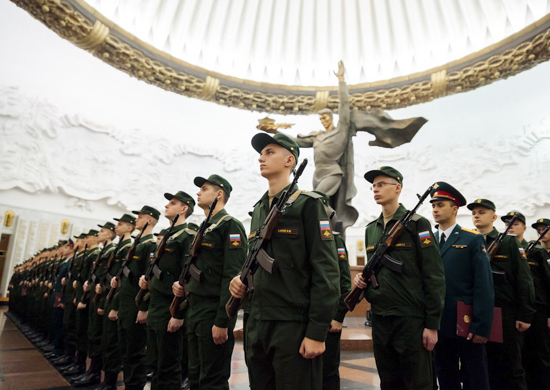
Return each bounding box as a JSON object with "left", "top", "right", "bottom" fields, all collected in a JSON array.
[
  {"left": 319, "top": 220, "right": 333, "bottom": 240},
  {"left": 338, "top": 248, "right": 346, "bottom": 260},
  {"left": 229, "top": 234, "right": 241, "bottom": 248},
  {"left": 418, "top": 231, "right": 434, "bottom": 248}
]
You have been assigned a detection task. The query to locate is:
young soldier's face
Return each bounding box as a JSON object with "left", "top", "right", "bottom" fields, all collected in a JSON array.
[
  {"left": 504, "top": 220, "right": 526, "bottom": 237},
  {"left": 536, "top": 226, "right": 550, "bottom": 243},
  {"left": 63, "top": 245, "right": 73, "bottom": 257},
  {"left": 372, "top": 175, "right": 400, "bottom": 205},
  {"left": 156, "top": 235, "right": 164, "bottom": 246},
  {"left": 471, "top": 207, "right": 497, "bottom": 229},
  {"left": 431, "top": 201, "right": 457, "bottom": 225},
  {"left": 135, "top": 214, "right": 152, "bottom": 231},
  {"left": 258, "top": 144, "right": 293, "bottom": 178},
  {"left": 86, "top": 235, "right": 98, "bottom": 246},
  {"left": 197, "top": 183, "right": 222, "bottom": 208},
  {"left": 115, "top": 221, "right": 133, "bottom": 237},
  {"left": 165, "top": 198, "right": 185, "bottom": 219},
  {"left": 98, "top": 228, "right": 114, "bottom": 242}
]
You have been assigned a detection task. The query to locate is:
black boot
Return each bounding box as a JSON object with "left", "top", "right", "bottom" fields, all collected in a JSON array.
[
  {"left": 72, "top": 372, "right": 101, "bottom": 387},
  {"left": 101, "top": 371, "right": 119, "bottom": 390}
]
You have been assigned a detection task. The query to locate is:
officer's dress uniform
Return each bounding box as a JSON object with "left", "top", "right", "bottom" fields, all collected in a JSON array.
[
  {"left": 322, "top": 231, "right": 351, "bottom": 390},
  {"left": 75, "top": 246, "right": 98, "bottom": 363},
  {"left": 434, "top": 226, "right": 494, "bottom": 390},
  {"left": 186, "top": 209, "right": 247, "bottom": 390},
  {"left": 365, "top": 204, "right": 445, "bottom": 390},
  {"left": 147, "top": 222, "right": 197, "bottom": 390},
  {"left": 484, "top": 228, "right": 535, "bottom": 390},
  {"left": 246, "top": 185, "right": 340, "bottom": 390},
  {"left": 118, "top": 234, "right": 156, "bottom": 390}
]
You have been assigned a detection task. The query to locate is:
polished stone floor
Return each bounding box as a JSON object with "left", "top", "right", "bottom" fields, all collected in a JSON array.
[{"left": 0, "top": 307, "right": 380, "bottom": 389}]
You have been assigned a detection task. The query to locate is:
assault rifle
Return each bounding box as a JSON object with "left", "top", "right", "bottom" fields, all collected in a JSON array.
[
  {"left": 93, "top": 237, "right": 125, "bottom": 307},
  {"left": 81, "top": 241, "right": 108, "bottom": 304},
  {"left": 135, "top": 214, "right": 179, "bottom": 307},
  {"left": 170, "top": 198, "right": 217, "bottom": 317},
  {"left": 225, "top": 159, "right": 308, "bottom": 319},
  {"left": 345, "top": 184, "right": 435, "bottom": 312},
  {"left": 526, "top": 224, "right": 550, "bottom": 255},
  {"left": 106, "top": 222, "right": 149, "bottom": 303},
  {"left": 487, "top": 214, "right": 520, "bottom": 260}
]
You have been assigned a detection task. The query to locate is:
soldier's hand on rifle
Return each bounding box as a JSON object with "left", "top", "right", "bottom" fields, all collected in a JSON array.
[
  {"left": 48, "top": 282, "right": 52, "bottom": 289},
  {"left": 72, "top": 280, "right": 77, "bottom": 289},
  {"left": 172, "top": 282, "right": 185, "bottom": 297},
  {"left": 97, "top": 308, "right": 104, "bottom": 315},
  {"left": 229, "top": 276, "right": 246, "bottom": 298},
  {"left": 43, "top": 292, "right": 48, "bottom": 298},
  {"left": 167, "top": 317, "right": 183, "bottom": 333},
  {"left": 77, "top": 302, "right": 87, "bottom": 310},
  {"left": 354, "top": 274, "right": 367, "bottom": 289},
  {"left": 516, "top": 321, "right": 531, "bottom": 332},
  {"left": 95, "top": 284, "right": 102, "bottom": 294},
  {"left": 83, "top": 281, "right": 89, "bottom": 292},
  {"left": 61, "top": 277, "right": 66, "bottom": 286},
  {"left": 422, "top": 328, "right": 438, "bottom": 351},
  {"left": 108, "top": 309, "right": 118, "bottom": 321},
  {"left": 212, "top": 326, "right": 228, "bottom": 345},
  {"left": 136, "top": 310, "right": 148, "bottom": 324},
  {"left": 138, "top": 275, "right": 148, "bottom": 290},
  {"left": 328, "top": 320, "right": 343, "bottom": 333},
  {"left": 299, "top": 337, "right": 325, "bottom": 359},
  {"left": 110, "top": 277, "right": 119, "bottom": 289}
]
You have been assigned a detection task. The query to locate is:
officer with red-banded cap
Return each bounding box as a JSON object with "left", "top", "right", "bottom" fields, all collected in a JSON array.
[{"left": 430, "top": 182, "right": 494, "bottom": 390}]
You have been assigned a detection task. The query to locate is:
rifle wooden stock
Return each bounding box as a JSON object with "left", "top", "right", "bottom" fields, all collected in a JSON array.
[
  {"left": 93, "top": 238, "right": 124, "bottom": 307},
  {"left": 82, "top": 242, "right": 108, "bottom": 304}
]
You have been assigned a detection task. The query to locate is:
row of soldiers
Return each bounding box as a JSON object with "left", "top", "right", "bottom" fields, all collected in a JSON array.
[
  {"left": 7, "top": 131, "right": 550, "bottom": 390},
  {"left": 7, "top": 132, "right": 351, "bottom": 390}
]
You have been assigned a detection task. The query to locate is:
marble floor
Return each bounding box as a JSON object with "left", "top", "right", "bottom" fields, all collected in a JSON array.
[{"left": 0, "top": 307, "right": 381, "bottom": 389}]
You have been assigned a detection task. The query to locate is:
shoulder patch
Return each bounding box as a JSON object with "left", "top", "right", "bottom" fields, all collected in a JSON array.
[
  {"left": 229, "top": 234, "right": 242, "bottom": 249},
  {"left": 319, "top": 220, "right": 334, "bottom": 241},
  {"left": 337, "top": 248, "right": 347, "bottom": 260},
  {"left": 418, "top": 230, "right": 435, "bottom": 248},
  {"left": 518, "top": 247, "right": 527, "bottom": 260},
  {"left": 461, "top": 227, "right": 480, "bottom": 235}
]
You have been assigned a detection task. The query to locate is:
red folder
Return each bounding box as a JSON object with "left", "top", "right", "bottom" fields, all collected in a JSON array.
[{"left": 456, "top": 301, "right": 503, "bottom": 343}]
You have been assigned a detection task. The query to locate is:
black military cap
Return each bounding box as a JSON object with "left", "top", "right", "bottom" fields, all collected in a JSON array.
[
  {"left": 98, "top": 222, "right": 116, "bottom": 232},
  {"left": 86, "top": 229, "right": 99, "bottom": 237},
  {"left": 73, "top": 233, "right": 87, "bottom": 239},
  {"left": 114, "top": 213, "right": 136, "bottom": 225},
  {"left": 532, "top": 218, "right": 550, "bottom": 229},
  {"left": 364, "top": 166, "right": 403, "bottom": 185},
  {"left": 154, "top": 229, "right": 167, "bottom": 237},
  {"left": 501, "top": 211, "right": 526, "bottom": 224},
  {"left": 194, "top": 174, "right": 233, "bottom": 197},
  {"left": 251, "top": 132, "right": 300, "bottom": 161},
  {"left": 164, "top": 191, "right": 195, "bottom": 210},
  {"left": 132, "top": 206, "right": 161, "bottom": 220},
  {"left": 430, "top": 182, "right": 467, "bottom": 207},
  {"left": 467, "top": 199, "right": 496, "bottom": 212}
]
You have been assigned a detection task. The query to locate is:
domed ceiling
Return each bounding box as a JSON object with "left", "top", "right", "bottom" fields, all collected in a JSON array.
[{"left": 10, "top": 0, "right": 550, "bottom": 113}]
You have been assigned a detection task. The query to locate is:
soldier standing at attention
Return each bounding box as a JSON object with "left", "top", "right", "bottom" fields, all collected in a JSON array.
[
  {"left": 172, "top": 175, "right": 247, "bottom": 390},
  {"left": 139, "top": 191, "right": 197, "bottom": 390},
  {"left": 468, "top": 199, "right": 535, "bottom": 390},
  {"left": 229, "top": 133, "right": 340, "bottom": 390},
  {"left": 111, "top": 206, "right": 158, "bottom": 390},
  {"left": 523, "top": 218, "right": 550, "bottom": 389},
  {"left": 354, "top": 167, "right": 445, "bottom": 390},
  {"left": 430, "top": 183, "right": 494, "bottom": 390}
]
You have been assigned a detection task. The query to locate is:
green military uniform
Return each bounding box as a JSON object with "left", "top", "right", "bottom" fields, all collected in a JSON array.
[
  {"left": 187, "top": 175, "right": 247, "bottom": 390},
  {"left": 468, "top": 200, "right": 535, "bottom": 390},
  {"left": 523, "top": 218, "right": 550, "bottom": 389},
  {"left": 147, "top": 191, "right": 198, "bottom": 390},
  {"left": 100, "top": 218, "right": 134, "bottom": 389},
  {"left": 118, "top": 206, "right": 158, "bottom": 390},
  {"left": 363, "top": 168, "right": 445, "bottom": 390}
]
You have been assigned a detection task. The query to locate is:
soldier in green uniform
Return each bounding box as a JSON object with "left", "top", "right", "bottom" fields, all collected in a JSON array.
[
  {"left": 138, "top": 191, "right": 197, "bottom": 390},
  {"left": 229, "top": 133, "right": 340, "bottom": 390},
  {"left": 468, "top": 199, "right": 535, "bottom": 390},
  {"left": 522, "top": 218, "right": 550, "bottom": 389},
  {"left": 173, "top": 174, "right": 247, "bottom": 390},
  {"left": 155, "top": 229, "right": 167, "bottom": 246},
  {"left": 354, "top": 167, "right": 445, "bottom": 390},
  {"left": 95, "top": 213, "right": 135, "bottom": 390},
  {"left": 111, "top": 206, "right": 158, "bottom": 390},
  {"left": 313, "top": 191, "right": 352, "bottom": 390}
]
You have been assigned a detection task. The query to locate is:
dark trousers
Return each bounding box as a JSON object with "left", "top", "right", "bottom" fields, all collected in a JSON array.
[
  {"left": 523, "top": 304, "right": 550, "bottom": 389},
  {"left": 88, "top": 307, "right": 104, "bottom": 358},
  {"left": 63, "top": 300, "right": 77, "bottom": 351},
  {"left": 486, "top": 312, "right": 527, "bottom": 390},
  {"left": 102, "top": 303, "right": 122, "bottom": 373},
  {"left": 75, "top": 306, "right": 89, "bottom": 356},
  {"left": 118, "top": 311, "right": 147, "bottom": 389},
  {"left": 322, "top": 330, "right": 342, "bottom": 390},
  {"left": 434, "top": 337, "right": 490, "bottom": 390},
  {"left": 51, "top": 306, "right": 65, "bottom": 355},
  {"left": 372, "top": 314, "right": 433, "bottom": 390},
  {"left": 147, "top": 319, "right": 184, "bottom": 390},
  {"left": 246, "top": 319, "right": 322, "bottom": 390}
]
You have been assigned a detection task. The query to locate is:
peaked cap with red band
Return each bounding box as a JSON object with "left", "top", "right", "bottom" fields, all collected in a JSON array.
[{"left": 429, "top": 182, "right": 467, "bottom": 207}]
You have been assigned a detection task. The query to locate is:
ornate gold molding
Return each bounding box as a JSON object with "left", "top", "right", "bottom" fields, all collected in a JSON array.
[{"left": 11, "top": 0, "right": 550, "bottom": 114}]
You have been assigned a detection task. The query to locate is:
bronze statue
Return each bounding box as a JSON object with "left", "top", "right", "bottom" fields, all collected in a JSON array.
[{"left": 264, "top": 61, "right": 427, "bottom": 231}]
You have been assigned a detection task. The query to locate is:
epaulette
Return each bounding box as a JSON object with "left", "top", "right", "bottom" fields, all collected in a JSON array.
[
  {"left": 334, "top": 231, "right": 341, "bottom": 236},
  {"left": 187, "top": 222, "right": 200, "bottom": 231},
  {"left": 302, "top": 191, "right": 323, "bottom": 199},
  {"left": 461, "top": 227, "right": 480, "bottom": 235},
  {"left": 184, "top": 228, "right": 198, "bottom": 235},
  {"left": 367, "top": 219, "right": 377, "bottom": 226},
  {"left": 411, "top": 213, "right": 422, "bottom": 222}
]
